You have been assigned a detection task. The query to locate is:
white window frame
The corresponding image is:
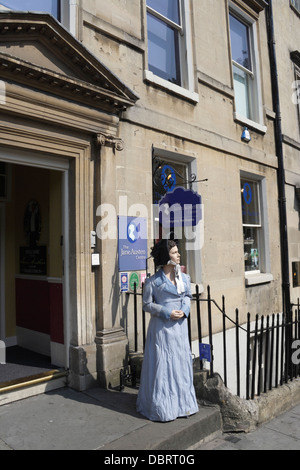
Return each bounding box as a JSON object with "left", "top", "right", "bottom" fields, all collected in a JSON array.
[
  {"left": 229, "top": 4, "right": 266, "bottom": 134},
  {"left": 61, "top": 0, "right": 78, "bottom": 37},
  {"left": 240, "top": 171, "right": 273, "bottom": 286},
  {"left": 291, "top": 0, "right": 300, "bottom": 16},
  {"left": 144, "top": 0, "right": 199, "bottom": 103}
]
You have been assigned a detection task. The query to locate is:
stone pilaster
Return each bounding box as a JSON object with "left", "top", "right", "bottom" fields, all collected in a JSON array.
[
  {"left": 95, "top": 327, "right": 129, "bottom": 388},
  {"left": 94, "top": 133, "right": 129, "bottom": 389},
  {"left": 68, "top": 344, "right": 97, "bottom": 391}
]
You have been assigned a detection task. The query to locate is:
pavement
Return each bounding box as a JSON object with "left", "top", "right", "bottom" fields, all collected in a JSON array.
[
  {"left": 1, "top": 383, "right": 300, "bottom": 451},
  {"left": 196, "top": 403, "right": 300, "bottom": 451},
  {"left": 0, "top": 385, "right": 221, "bottom": 451}
]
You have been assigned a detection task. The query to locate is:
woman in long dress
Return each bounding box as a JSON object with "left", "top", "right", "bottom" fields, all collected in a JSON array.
[{"left": 136, "top": 239, "right": 199, "bottom": 422}]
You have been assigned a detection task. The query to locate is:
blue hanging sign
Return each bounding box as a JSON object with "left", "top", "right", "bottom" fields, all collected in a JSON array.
[
  {"left": 199, "top": 343, "right": 211, "bottom": 362},
  {"left": 159, "top": 187, "right": 202, "bottom": 228}
]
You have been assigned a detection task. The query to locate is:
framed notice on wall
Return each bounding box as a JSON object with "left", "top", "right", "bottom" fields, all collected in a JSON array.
[{"left": 20, "top": 246, "right": 47, "bottom": 275}]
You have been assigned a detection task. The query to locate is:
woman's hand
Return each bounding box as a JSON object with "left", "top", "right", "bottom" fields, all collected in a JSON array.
[{"left": 170, "top": 310, "right": 185, "bottom": 321}]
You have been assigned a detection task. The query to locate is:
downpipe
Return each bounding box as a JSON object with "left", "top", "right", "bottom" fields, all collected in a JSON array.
[
  {"left": 266, "top": 0, "right": 292, "bottom": 376},
  {"left": 266, "top": 0, "right": 291, "bottom": 320}
]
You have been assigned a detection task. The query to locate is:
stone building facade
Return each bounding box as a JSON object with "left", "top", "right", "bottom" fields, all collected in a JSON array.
[{"left": 0, "top": 0, "right": 299, "bottom": 395}]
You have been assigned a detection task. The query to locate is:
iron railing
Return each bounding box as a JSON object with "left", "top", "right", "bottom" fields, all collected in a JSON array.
[{"left": 124, "top": 283, "right": 300, "bottom": 400}]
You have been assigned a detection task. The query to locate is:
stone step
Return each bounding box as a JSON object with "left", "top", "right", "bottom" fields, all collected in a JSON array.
[{"left": 100, "top": 403, "right": 222, "bottom": 451}]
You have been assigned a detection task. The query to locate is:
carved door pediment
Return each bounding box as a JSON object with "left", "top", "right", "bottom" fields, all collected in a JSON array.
[{"left": 0, "top": 12, "right": 138, "bottom": 113}]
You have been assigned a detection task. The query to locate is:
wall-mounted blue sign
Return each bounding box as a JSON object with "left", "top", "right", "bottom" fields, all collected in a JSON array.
[
  {"left": 159, "top": 187, "right": 202, "bottom": 228},
  {"left": 118, "top": 216, "right": 147, "bottom": 272}
]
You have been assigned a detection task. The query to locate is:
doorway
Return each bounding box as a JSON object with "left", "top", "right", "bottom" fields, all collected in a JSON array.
[{"left": 0, "top": 153, "right": 70, "bottom": 388}]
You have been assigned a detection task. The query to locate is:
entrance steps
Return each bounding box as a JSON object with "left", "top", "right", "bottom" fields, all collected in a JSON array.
[
  {"left": 100, "top": 397, "right": 222, "bottom": 451},
  {"left": 0, "top": 370, "right": 67, "bottom": 406},
  {"left": 0, "top": 384, "right": 222, "bottom": 450}
]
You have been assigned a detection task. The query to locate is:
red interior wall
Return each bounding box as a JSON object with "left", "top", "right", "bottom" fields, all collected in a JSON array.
[{"left": 16, "top": 278, "right": 64, "bottom": 344}]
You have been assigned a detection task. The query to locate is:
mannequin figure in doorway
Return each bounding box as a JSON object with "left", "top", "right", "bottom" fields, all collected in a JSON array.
[{"left": 136, "top": 239, "right": 198, "bottom": 422}]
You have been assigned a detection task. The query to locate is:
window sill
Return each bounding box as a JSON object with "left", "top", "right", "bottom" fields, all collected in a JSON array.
[
  {"left": 144, "top": 70, "right": 199, "bottom": 104},
  {"left": 234, "top": 112, "right": 267, "bottom": 134},
  {"left": 245, "top": 272, "right": 274, "bottom": 286}
]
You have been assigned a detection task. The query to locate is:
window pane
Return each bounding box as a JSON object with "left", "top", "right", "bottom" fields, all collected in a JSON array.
[
  {"left": 147, "top": 0, "right": 180, "bottom": 25},
  {"left": 243, "top": 227, "right": 260, "bottom": 271},
  {"left": 233, "top": 64, "right": 250, "bottom": 118},
  {"left": 241, "top": 179, "right": 260, "bottom": 226},
  {"left": 230, "top": 14, "right": 251, "bottom": 71},
  {"left": 1, "top": 1, "right": 59, "bottom": 18},
  {"left": 147, "top": 12, "right": 181, "bottom": 85}
]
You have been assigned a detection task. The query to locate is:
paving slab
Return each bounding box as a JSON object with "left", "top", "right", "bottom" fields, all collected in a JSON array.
[
  {"left": 197, "top": 403, "right": 300, "bottom": 450},
  {"left": 0, "top": 386, "right": 221, "bottom": 451}
]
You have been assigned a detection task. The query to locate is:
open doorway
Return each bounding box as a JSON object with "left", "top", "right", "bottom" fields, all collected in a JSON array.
[{"left": 0, "top": 156, "right": 69, "bottom": 389}]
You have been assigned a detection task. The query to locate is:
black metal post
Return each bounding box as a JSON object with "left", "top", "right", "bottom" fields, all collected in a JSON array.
[
  {"left": 195, "top": 285, "right": 203, "bottom": 370},
  {"left": 246, "top": 313, "right": 251, "bottom": 400},
  {"left": 133, "top": 282, "right": 138, "bottom": 352},
  {"left": 251, "top": 315, "right": 259, "bottom": 399},
  {"left": 257, "top": 316, "right": 264, "bottom": 397},
  {"left": 235, "top": 309, "right": 240, "bottom": 397},
  {"left": 207, "top": 286, "right": 214, "bottom": 377},
  {"left": 222, "top": 295, "right": 228, "bottom": 388},
  {"left": 264, "top": 315, "right": 270, "bottom": 393},
  {"left": 266, "top": 0, "right": 291, "bottom": 325},
  {"left": 269, "top": 314, "right": 275, "bottom": 391},
  {"left": 280, "top": 313, "right": 285, "bottom": 385},
  {"left": 275, "top": 313, "right": 280, "bottom": 387}
]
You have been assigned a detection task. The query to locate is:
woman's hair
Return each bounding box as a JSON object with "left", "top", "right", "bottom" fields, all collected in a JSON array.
[{"left": 150, "top": 239, "right": 177, "bottom": 266}]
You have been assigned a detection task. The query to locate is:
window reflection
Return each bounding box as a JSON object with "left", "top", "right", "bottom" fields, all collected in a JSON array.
[
  {"left": 147, "top": 0, "right": 180, "bottom": 25},
  {"left": 146, "top": 0, "right": 182, "bottom": 86},
  {"left": 147, "top": 12, "right": 180, "bottom": 85},
  {"left": 241, "top": 179, "right": 261, "bottom": 272},
  {"left": 0, "top": 1, "right": 60, "bottom": 19}
]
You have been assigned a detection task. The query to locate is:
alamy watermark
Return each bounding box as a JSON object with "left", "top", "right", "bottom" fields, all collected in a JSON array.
[
  {"left": 96, "top": 195, "right": 204, "bottom": 251},
  {"left": 292, "top": 340, "right": 300, "bottom": 365}
]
